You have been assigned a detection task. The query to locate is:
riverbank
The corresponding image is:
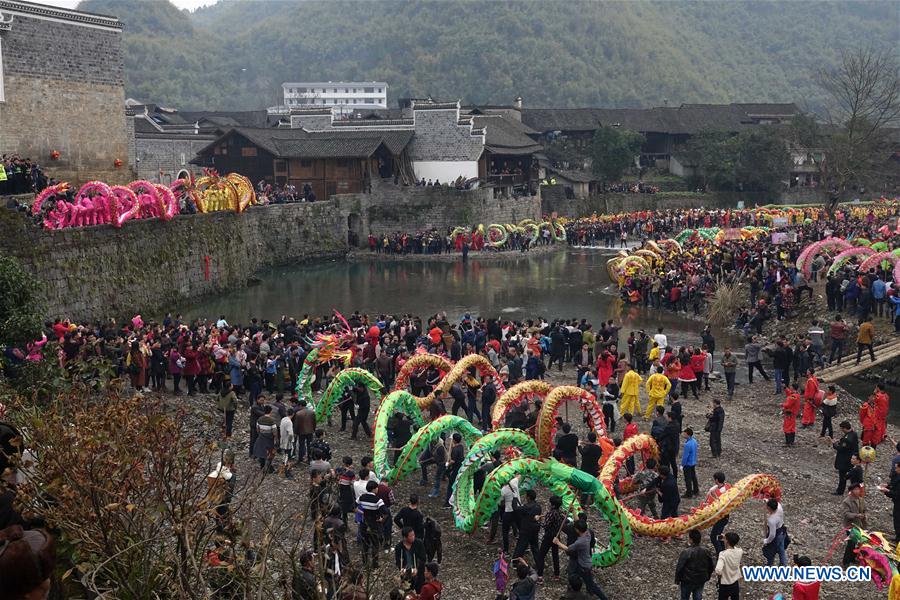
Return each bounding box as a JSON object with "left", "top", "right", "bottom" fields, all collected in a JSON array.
[
  {"left": 346, "top": 242, "right": 564, "bottom": 263},
  {"left": 165, "top": 362, "right": 894, "bottom": 600}
]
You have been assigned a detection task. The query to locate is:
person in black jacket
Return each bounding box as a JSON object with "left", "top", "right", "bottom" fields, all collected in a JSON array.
[
  {"left": 706, "top": 399, "right": 725, "bottom": 458},
  {"left": 549, "top": 326, "right": 566, "bottom": 372},
  {"left": 659, "top": 465, "right": 680, "bottom": 519},
  {"left": 394, "top": 526, "right": 427, "bottom": 593},
  {"left": 480, "top": 374, "right": 497, "bottom": 431},
  {"left": 393, "top": 494, "right": 425, "bottom": 541},
  {"left": 675, "top": 529, "right": 714, "bottom": 599},
  {"left": 536, "top": 494, "right": 565, "bottom": 581},
  {"left": 765, "top": 339, "right": 793, "bottom": 395},
  {"left": 831, "top": 421, "right": 859, "bottom": 495},
  {"left": 513, "top": 489, "right": 542, "bottom": 562},
  {"left": 660, "top": 411, "right": 681, "bottom": 481},
  {"left": 879, "top": 461, "right": 900, "bottom": 541}
]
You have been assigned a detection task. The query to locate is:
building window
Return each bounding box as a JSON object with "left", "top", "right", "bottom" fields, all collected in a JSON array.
[
  {"left": 365, "top": 87, "right": 374, "bottom": 93},
  {"left": 241, "top": 147, "right": 258, "bottom": 157},
  {"left": 378, "top": 88, "right": 382, "bottom": 93},
  {"left": 274, "top": 160, "right": 287, "bottom": 172},
  {"left": 300, "top": 159, "right": 313, "bottom": 168}
]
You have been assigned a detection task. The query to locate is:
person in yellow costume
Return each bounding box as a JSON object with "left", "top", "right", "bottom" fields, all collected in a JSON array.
[
  {"left": 644, "top": 366, "right": 672, "bottom": 420},
  {"left": 648, "top": 342, "right": 660, "bottom": 364},
  {"left": 619, "top": 364, "right": 643, "bottom": 417}
]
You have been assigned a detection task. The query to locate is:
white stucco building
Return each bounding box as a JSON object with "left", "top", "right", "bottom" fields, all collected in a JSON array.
[{"left": 281, "top": 81, "right": 387, "bottom": 115}]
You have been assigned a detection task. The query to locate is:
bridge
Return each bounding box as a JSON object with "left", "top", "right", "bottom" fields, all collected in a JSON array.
[{"left": 817, "top": 337, "right": 900, "bottom": 382}]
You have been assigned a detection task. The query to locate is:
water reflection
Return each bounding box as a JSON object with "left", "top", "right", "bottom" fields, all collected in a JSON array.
[{"left": 178, "top": 249, "right": 744, "bottom": 356}]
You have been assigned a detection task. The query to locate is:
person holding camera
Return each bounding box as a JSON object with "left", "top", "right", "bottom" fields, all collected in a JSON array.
[{"left": 713, "top": 532, "right": 743, "bottom": 600}]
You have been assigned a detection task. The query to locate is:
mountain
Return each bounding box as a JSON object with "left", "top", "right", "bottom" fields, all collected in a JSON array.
[{"left": 78, "top": 0, "right": 898, "bottom": 112}]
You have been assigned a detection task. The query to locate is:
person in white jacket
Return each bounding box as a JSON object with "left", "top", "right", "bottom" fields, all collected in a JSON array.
[
  {"left": 279, "top": 409, "right": 295, "bottom": 461},
  {"left": 714, "top": 531, "right": 743, "bottom": 600}
]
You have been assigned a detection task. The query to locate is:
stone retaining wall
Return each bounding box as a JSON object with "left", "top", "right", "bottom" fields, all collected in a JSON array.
[
  {"left": 0, "top": 185, "right": 545, "bottom": 318},
  {"left": 335, "top": 181, "right": 542, "bottom": 245},
  {"left": 0, "top": 202, "right": 346, "bottom": 320}
]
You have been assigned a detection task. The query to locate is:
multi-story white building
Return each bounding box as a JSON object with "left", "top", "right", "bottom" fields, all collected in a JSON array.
[{"left": 281, "top": 81, "right": 387, "bottom": 115}]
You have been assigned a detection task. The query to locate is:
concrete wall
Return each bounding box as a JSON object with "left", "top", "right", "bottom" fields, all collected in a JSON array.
[
  {"left": 334, "top": 180, "right": 542, "bottom": 244},
  {"left": 0, "top": 202, "right": 347, "bottom": 321},
  {"left": 0, "top": 9, "right": 132, "bottom": 184}
]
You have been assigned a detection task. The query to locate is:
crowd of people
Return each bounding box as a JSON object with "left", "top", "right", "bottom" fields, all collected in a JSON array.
[
  {"left": 1, "top": 155, "right": 49, "bottom": 197},
  {"left": 366, "top": 225, "right": 556, "bottom": 255},
  {"left": 3, "top": 198, "right": 900, "bottom": 598},
  {"left": 565, "top": 206, "right": 900, "bottom": 334},
  {"left": 6, "top": 295, "right": 898, "bottom": 599},
  {"left": 256, "top": 180, "right": 317, "bottom": 204}
]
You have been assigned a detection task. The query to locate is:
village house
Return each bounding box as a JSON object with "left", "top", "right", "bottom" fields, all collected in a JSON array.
[{"left": 193, "top": 100, "right": 543, "bottom": 199}]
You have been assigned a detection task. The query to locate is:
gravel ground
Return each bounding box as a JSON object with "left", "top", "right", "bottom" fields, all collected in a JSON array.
[{"left": 171, "top": 355, "right": 895, "bottom": 600}]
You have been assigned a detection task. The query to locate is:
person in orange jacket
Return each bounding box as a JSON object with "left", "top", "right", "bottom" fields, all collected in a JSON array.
[
  {"left": 859, "top": 400, "right": 878, "bottom": 447},
  {"left": 872, "top": 384, "right": 890, "bottom": 446},
  {"left": 801, "top": 369, "right": 820, "bottom": 428},
  {"left": 781, "top": 383, "right": 801, "bottom": 447}
]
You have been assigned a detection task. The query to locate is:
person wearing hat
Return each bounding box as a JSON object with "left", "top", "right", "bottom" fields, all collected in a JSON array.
[{"left": 841, "top": 482, "right": 866, "bottom": 567}]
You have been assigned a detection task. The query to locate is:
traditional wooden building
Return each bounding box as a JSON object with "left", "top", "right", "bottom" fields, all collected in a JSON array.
[{"left": 195, "top": 127, "right": 413, "bottom": 199}]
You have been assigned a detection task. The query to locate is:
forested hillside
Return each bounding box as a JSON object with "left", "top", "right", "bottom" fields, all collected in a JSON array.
[{"left": 79, "top": 0, "right": 898, "bottom": 112}]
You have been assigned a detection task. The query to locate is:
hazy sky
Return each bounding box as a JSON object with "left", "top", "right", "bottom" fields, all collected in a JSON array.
[{"left": 42, "top": 0, "right": 221, "bottom": 11}]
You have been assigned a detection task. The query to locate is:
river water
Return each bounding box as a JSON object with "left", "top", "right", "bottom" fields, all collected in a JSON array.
[{"left": 179, "top": 248, "right": 746, "bottom": 360}]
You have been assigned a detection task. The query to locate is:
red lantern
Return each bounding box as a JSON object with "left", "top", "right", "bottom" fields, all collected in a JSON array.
[
  {"left": 114, "top": 158, "right": 123, "bottom": 168},
  {"left": 50, "top": 150, "right": 60, "bottom": 160}
]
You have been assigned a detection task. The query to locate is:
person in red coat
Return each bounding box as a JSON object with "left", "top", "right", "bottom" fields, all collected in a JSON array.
[
  {"left": 872, "top": 384, "right": 890, "bottom": 446},
  {"left": 782, "top": 383, "right": 801, "bottom": 446},
  {"left": 859, "top": 400, "right": 878, "bottom": 447},
  {"left": 678, "top": 349, "right": 699, "bottom": 399},
  {"left": 791, "top": 555, "right": 821, "bottom": 600},
  {"left": 596, "top": 350, "right": 615, "bottom": 387},
  {"left": 801, "top": 370, "right": 820, "bottom": 428}
]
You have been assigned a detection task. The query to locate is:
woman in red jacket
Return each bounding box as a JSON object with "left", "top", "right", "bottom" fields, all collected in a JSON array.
[
  {"left": 596, "top": 350, "right": 615, "bottom": 387},
  {"left": 677, "top": 347, "right": 699, "bottom": 399},
  {"left": 689, "top": 348, "right": 706, "bottom": 394},
  {"left": 182, "top": 342, "right": 201, "bottom": 396},
  {"left": 801, "top": 369, "right": 820, "bottom": 428}
]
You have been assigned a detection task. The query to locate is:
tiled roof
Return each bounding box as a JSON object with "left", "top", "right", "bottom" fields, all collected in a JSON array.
[
  {"left": 178, "top": 110, "right": 274, "bottom": 129},
  {"left": 201, "top": 127, "right": 414, "bottom": 159},
  {"left": 474, "top": 115, "right": 543, "bottom": 156},
  {"left": 412, "top": 101, "right": 460, "bottom": 111},
  {"left": 333, "top": 119, "right": 415, "bottom": 127}
]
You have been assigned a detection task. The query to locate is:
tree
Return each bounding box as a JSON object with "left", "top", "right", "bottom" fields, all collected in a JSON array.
[
  {"left": 683, "top": 129, "right": 789, "bottom": 194},
  {"left": 0, "top": 254, "right": 44, "bottom": 348},
  {"left": 682, "top": 131, "right": 738, "bottom": 191},
  {"left": 816, "top": 46, "right": 900, "bottom": 209},
  {"left": 733, "top": 128, "right": 790, "bottom": 194},
  {"left": 590, "top": 127, "right": 644, "bottom": 184}
]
